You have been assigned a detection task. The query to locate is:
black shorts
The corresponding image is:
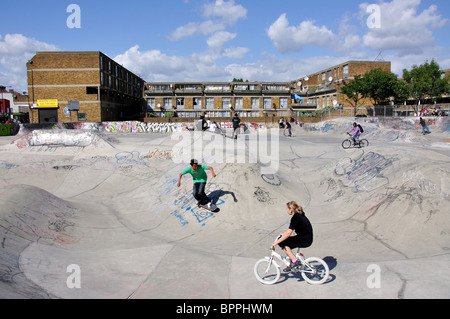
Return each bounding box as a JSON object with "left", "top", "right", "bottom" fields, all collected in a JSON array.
[{"left": 278, "top": 236, "right": 312, "bottom": 250}]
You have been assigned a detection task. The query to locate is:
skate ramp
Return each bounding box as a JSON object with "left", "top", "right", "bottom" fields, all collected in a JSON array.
[{"left": 0, "top": 122, "right": 449, "bottom": 299}]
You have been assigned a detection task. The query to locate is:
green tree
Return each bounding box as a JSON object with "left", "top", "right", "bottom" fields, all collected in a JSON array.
[
  {"left": 362, "top": 68, "right": 399, "bottom": 105},
  {"left": 393, "top": 79, "right": 411, "bottom": 105},
  {"left": 340, "top": 75, "right": 365, "bottom": 107},
  {"left": 403, "top": 59, "right": 450, "bottom": 113},
  {"left": 232, "top": 78, "right": 249, "bottom": 82}
]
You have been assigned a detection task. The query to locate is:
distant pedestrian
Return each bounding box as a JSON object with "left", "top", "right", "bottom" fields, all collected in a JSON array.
[
  {"left": 285, "top": 120, "right": 292, "bottom": 136},
  {"left": 419, "top": 117, "right": 431, "bottom": 135},
  {"left": 232, "top": 113, "right": 241, "bottom": 139},
  {"left": 200, "top": 116, "right": 208, "bottom": 131}
]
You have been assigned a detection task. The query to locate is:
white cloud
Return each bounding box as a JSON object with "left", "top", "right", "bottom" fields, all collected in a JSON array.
[
  {"left": 207, "top": 31, "right": 236, "bottom": 49},
  {"left": 360, "top": 0, "right": 448, "bottom": 54},
  {"left": 203, "top": 0, "right": 247, "bottom": 25},
  {"left": 267, "top": 14, "right": 336, "bottom": 53},
  {"left": 225, "top": 54, "right": 348, "bottom": 82},
  {"left": 0, "top": 34, "right": 58, "bottom": 73},
  {"left": 114, "top": 45, "right": 231, "bottom": 82},
  {"left": 170, "top": 21, "right": 226, "bottom": 41},
  {"left": 170, "top": 0, "right": 247, "bottom": 41},
  {"left": 384, "top": 46, "right": 450, "bottom": 76},
  {"left": 168, "top": 1, "right": 250, "bottom": 64},
  {"left": 115, "top": 44, "right": 349, "bottom": 84},
  {"left": 267, "top": 0, "right": 448, "bottom": 61},
  {"left": 0, "top": 34, "right": 59, "bottom": 91},
  {"left": 222, "top": 46, "right": 249, "bottom": 60}
]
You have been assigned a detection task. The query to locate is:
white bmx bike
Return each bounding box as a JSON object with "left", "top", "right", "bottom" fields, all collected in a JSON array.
[{"left": 254, "top": 236, "right": 330, "bottom": 285}]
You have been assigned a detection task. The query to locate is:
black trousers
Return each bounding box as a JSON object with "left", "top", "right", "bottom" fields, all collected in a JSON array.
[{"left": 193, "top": 182, "right": 210, "bottom": 205}]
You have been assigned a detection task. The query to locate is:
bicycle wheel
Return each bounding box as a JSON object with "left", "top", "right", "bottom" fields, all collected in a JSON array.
[
  {"left": 342, "top": 139, "right": 352, "bottom": 149},
  {"left": 359, "top": 139, "right": 369, "bottom": 148},
  {"left": 254, "top": 258, "right": 280, "bottom": 285},
  {"left": 301, "top": 257, "right": 329, "bottom": 285}
]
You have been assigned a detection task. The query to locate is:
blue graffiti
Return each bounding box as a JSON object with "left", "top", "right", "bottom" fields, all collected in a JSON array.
[
  {"left": 321, "top": 123, "right": 335, "bottom": 133},
  {"left": 170, "top": 210, "right": 189, "bottom": 226},
  {"left": 172, "top": 190, "right": 225, "bottom": 227},
  {"left": 115, "top": 151, "right": 148, "bottom": 166}
]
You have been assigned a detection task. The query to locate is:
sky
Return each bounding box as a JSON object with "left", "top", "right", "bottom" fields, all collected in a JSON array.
[{"left": 0, "top": 0, "right": 449, "bottom": 93}]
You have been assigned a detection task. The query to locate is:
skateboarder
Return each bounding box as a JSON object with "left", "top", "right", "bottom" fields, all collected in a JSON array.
[{"left": 177, "top": 159, "right": 216, "bottom": 210}]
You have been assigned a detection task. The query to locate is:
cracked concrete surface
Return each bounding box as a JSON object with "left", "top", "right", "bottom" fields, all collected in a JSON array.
[{"left": 0, "top": 118, "right": 449, "bottom": 299}]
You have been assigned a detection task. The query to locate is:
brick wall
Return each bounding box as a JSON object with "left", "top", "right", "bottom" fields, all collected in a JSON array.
[{"left": 27, "top": 51, "right": 144, "bottom": 123}]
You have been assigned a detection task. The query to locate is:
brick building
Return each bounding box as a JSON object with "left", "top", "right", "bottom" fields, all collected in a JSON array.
[
  {"left": 144, "top": 82, "right": 292, "bottom": 119},
  {"left": 291, "top": 60, "right": 392, "bottom": 111},
  {"left": 25, "top": 53, "right": 398, "bottom": 122},
  {"left": 27, "top": 51, "right": 145, "bottom": 123},
  {"left": 145, "top": 61, "right": 392, "bottom": 119}
]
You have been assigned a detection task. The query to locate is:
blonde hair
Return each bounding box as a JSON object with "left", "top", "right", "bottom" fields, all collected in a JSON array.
[{"left": 286, "top": 201, "right": 304, "bottom": 215}]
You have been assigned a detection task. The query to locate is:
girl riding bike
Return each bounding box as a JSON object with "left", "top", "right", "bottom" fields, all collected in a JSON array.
[
  {"left": 347, "top": 122, "right": 362, "bottom": 144},
  {"left": 271, "top": 201, "right": 313, "bottom": 272}
]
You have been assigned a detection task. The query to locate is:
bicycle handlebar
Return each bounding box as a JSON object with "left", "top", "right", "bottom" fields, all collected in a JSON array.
[{"left": 270, "top": 234, "right": 283, "bottom": 250}]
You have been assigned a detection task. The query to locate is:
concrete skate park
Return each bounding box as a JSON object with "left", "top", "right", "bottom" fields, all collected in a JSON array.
[{"left": 0, "top": 117, "right": 449, "bottom": 299}]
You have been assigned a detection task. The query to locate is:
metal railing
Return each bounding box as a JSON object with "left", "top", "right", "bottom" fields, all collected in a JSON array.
[{"left": 296, "top": 104, "right": 450, "bottom": 121}]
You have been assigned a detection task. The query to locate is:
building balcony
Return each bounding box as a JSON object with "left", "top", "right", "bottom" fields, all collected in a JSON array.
[
  {"left": 291, "top": 102, "right": 318, "bottom": 109},
  {"left": 144, "top": 89, "right": 173, "bottom": 96}
]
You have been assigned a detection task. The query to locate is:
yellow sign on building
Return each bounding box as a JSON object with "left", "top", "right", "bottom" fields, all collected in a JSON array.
[{"left": 37, "top": 99, "right": 59, "bottom": 108}]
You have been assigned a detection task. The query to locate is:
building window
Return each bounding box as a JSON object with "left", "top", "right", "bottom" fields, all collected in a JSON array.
[
  {"left": 343, "top": 65, "right": 349, "bottom": 79},
  {"left": 86, "top": 87, "right": 98, "bottom": 95},
  {"left": 176, "top": 98, "right": 185, "bottom": 110},
  {"left": 280, "top": 97, "right": 288, "bottom": 109},
  {"left": 206, "top": 97, "right": 214, "bottom": 109},
  {"left": 234, "top": 97, "right": 243, "bottom": 109},
  {"left": 163, "top": 98, "right": 172, "bottom": 109},
  {"left": 251, "top": 98, "right": 259, "bottom": 109},
  {"left": 262, "top": 84, "right": 288, "bottom": 91},
  {"left": 263, "top": 98, "right": 271, "bottom": 109},
  {"left": 239, "top": 111, "right": 252, "bottom": 117},
  {"left": 206, "top": 111, "right": 231, "bottom": 118},
  {"left": 147, "top": 98, "right": 155, "bottom": 110},
  {"left": 193, "top": 97, "right": 202, "bottom": 110},
  {"left": 234, "top": 84, "right": 248, "bottom": 91},
  {"left": 78, "top": 113, "right": 87, "bottom": 121},
  {"left": 204, "top": 84, "right": 230, "bottom": 92},
  {"left": 222, "top": 97, "right": 231, "bottom": 109}
]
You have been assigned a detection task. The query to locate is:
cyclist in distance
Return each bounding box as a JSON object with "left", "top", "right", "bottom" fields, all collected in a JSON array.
[
  {"left": 271, "top": 201, "right": 313, "bottom": 272},
  {"left": 347, "top": 122, "right": 362, "bottom": 144}
]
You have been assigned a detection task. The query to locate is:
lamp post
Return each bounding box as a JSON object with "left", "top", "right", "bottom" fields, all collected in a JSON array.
[{"left": 27, "top": 60, "right": 35, "bottom": 123}]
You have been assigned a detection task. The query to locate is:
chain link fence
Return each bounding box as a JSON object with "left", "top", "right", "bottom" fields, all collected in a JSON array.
[{"left": 296, "top": 104, "right": 450, "bottom": 122}]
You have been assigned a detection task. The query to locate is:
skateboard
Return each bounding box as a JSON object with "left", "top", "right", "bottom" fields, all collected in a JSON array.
[{"left": 198, "top": 203, "right": 220, "bottom": 213}]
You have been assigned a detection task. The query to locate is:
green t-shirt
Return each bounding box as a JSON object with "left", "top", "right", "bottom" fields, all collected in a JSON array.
[{"left": 182, "top": 165, "right": 209, "bottom": 183}]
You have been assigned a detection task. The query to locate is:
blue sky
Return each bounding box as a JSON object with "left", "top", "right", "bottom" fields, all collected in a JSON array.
[{"left": 0, "top": 0, "right": 449, "bottom": 92}]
